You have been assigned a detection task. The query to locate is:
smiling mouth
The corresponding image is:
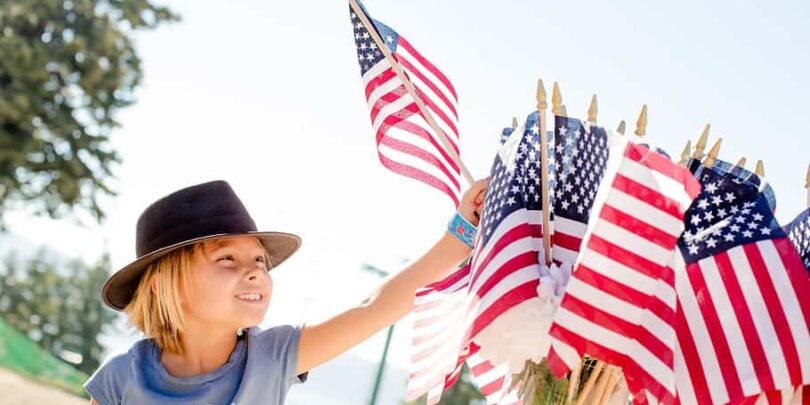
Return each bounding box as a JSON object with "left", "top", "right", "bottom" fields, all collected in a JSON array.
[{"left": 235, "top": 293, "right": 263, "bottom": 303}]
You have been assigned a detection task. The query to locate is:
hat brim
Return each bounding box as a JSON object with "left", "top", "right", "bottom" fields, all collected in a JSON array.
[{"left": 102, "top": 231, "right": 301, "bottom": 311}]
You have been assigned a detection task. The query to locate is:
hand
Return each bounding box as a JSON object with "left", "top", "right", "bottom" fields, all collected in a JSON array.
[{"left": 458, "top": 178, "right": 488, "bottom": 227}]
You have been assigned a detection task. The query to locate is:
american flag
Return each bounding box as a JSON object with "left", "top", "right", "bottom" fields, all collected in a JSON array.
[
  {"left": 547, "top": 138, "right": 700, "bottom": 404},
  {"left": 350, "top": 2, "right": 462, "bottom": 206},
  {"left": 406, "top": 122, "right": 532, "bottom": 405},
  {"left": 550, "top": 116, "right": 609, "bottom": 266},
  {"left": 464, "top": 111, "right": 546, "bottom": 353},
  {"left": 673, "top": 167, "right": 810, "bottom": 404},
  {"left": 406, "top": 263, "right": 521, "bottom": 405},
  {"left": 786, "top": 208, "right": 810, "bottom": 276}
]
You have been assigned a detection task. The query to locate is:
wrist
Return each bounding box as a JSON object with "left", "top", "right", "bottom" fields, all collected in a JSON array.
[{"left": 447, "top": 211, "right": 477, "bottom": 249}]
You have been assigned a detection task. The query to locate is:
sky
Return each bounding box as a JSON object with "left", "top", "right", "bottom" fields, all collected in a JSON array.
[{"left": 5, "top": 0, "right": 810, "bottom": 402}]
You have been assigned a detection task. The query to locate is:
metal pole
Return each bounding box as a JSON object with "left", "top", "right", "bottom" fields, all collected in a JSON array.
[{"left": 368, "top": 324, "right": 395, "bottom": 405}]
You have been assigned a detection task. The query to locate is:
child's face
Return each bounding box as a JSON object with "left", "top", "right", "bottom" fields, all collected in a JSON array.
[{"left": 182, "top": 236, "right": 272, "bottom": 331}]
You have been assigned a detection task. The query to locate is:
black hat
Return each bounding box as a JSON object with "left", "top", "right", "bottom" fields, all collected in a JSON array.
[{"left": 101, "top": 180, "right": 301, "bottom": 311}]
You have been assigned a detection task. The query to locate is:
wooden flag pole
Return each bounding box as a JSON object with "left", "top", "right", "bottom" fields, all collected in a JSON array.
[
  {"left": 616, "top": 120, "right": 626, "bottom": 135},
  {"left": 512, "top": 117, "right": 519, "bottom": 130},
  {"left": 734, "top": 156, "right": 747, "bottom": 169},
  {"left": 575, "top": 362, "right": 604, "bottom": 405},
  {"left": 634, "top": 105, "right": 648, "bottom": 138},
  {"left": 536, "top": 79, "right": 553, "bottom": 266},
  {"left": 805, "top": 163, "right": 810, "bottom": 208},
  {"left": 348, "top": 0, "right": 474, "bottom": 186},
  {"left": 564, "top": 365, "right": 583, "bottom": 405}
]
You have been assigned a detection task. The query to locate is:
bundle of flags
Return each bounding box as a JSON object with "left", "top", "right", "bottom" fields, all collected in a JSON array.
[{"left": 347, "top": 2, "right": 810, "bottom": 404}]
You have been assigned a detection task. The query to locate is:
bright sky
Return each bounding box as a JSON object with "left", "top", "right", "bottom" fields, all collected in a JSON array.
[{"left": 6, "top": 0, "right": 810, "bottom": 381}]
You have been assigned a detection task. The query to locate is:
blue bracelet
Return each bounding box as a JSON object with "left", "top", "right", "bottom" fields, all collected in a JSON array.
[{"left": 448, "top": 212, "right": 477, "bottom": 248}]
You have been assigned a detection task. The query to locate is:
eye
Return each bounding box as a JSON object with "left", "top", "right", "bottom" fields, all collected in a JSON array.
[{"left": 217, "top": 254, "right": 235, "bottom": 262}]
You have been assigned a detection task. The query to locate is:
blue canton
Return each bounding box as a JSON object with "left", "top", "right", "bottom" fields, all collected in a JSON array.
[
  {"left": 552, "top": 116, "right": 608, "bottom": 224},
  {"left": 678, "top": 168, "right": 785, "bottom": 263}
]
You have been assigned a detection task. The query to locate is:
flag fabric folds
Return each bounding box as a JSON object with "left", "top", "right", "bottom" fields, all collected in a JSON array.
[{"left": 349, "top": 2, "right": 462, "bottom": 206}]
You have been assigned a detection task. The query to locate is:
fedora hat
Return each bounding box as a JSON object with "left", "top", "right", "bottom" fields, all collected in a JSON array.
[{"left": 101, "top": 180, "right": 301, "bottom": 311}]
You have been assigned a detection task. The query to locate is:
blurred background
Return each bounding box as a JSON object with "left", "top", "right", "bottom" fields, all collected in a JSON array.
[{"left": 1, "top": 0, "right": 808, "bottom": 404}]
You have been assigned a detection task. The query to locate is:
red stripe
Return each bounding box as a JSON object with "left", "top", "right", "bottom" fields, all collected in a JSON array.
[
  {"left": 465, "top": 280, "right": 539, "bottom": 342},
  {"left": 674, "top": 297, "right": 713, "bottom": 404},
  {"left": 378, "top": 133, "right": 460, "bottom": 191},
  {"left": 417, "top": 266, "right": 469, "bottom": 296},
  {"left": 612, "top": 173, "right": 685, "bottom": 220},
  {"left": 559, "top": 293, "right": 673, "bottom": 368},
  {"left": 376, "top": 154, "right": 459, "bottom": 206},
  {"left": 396, "top": 54, "right": 458, "bottom": 119},
  {"left": 773, "top": 237, "right": 810, "bottom": 356},
  {"left": 412, "top": 84, "right": 460, "bottom": 141},
  {"left": 469, "top": 223, "right": 540, "bottom": 288},
  {"left": 553, "top": 229, "right": 583, "bottom": 253},
  {"left": 743, "top": 242, "right": 803, "bottom": 387},
  {"left": 685, "top": 261, "right": 745, "bottom": 400},
  {"left": 364, "top": 66, "right": 398, "bottom": 99},
  {"left": 714, "top": 250, "right": 775, "bottom": 392},
  {"left": 545, "top": 347, "right": 572, "bottom": 378},
  {"left": 588, "top": 234, "right": 675, "bottom": 285},
  {"left": 391, "top": 117, "right": 461, "bottom": 174},
  {"left": 549, "top": 323, "right": 676, "bottom": 403},
  {"left": 624, "top": 143, "right": 702, "bottom": 199},
  {"left": 600, "top": 204, "right": 679, "bottom": 249},
  {"left": 368, "top": 84, "right": 408, "bottom": 123},
  {"left": 479, "top": 375, "right": 506, "bottom": 396},
  {"left": 575, "top": 265, "right": 675, "bottom": 329},
  {"left": 397, "top": 37, "right": 458, "bottom": 99}
]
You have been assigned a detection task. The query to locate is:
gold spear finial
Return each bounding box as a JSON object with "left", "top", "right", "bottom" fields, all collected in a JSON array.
[
  {"left": 512, "top": 117, "right": 518, "bottom": 130},
  {"left": 536, "top": 79, "right": 547, "bottom": 111},
  {"left": 734, "top": 156, "right": 747, "bottom": 169},
  {"left": 693, "top": 123, "right": 711, "bottom": 160},
  {"left": 634, "top": 105, "right": 648, "bottom": 137},
  {"left": 678, "top": 141, "right": 692, "bottom": 165},
  {"left": 704, "top": 137, "right": 723, "bottom": 168},
  {"left": 552, "top": 82, "right": 566, "bottom": 116},
  {"left": 587, "top": 94, "right": 598, "bottom": 124},
  {"left": 755, "top": 160, "right": 765, "bottom": 177},
  {"left": 616, "top": 120, "right": 626, "bottom": 135}
]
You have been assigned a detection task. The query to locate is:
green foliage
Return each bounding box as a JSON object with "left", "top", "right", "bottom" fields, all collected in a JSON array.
[
  {"left": 0, "top": 0, "right": 177, "bottom": 225},
  {"left": 404, "top": 364, "right": 486, "bottom": 405},
  {"left": 0, "top": 250, "right": 118, "bottom": 375}
]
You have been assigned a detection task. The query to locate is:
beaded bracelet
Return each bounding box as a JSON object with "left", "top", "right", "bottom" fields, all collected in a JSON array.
[{"left": 448, "top": 212, "right": 477, "bottom": 248}]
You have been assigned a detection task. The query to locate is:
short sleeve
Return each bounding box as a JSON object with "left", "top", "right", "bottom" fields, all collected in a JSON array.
[
  {"left": 83, "top": 350, "right": 130, "bottom": 405},
  {"left": 255, "top": 324, "right": 308, "bottom": 388}
]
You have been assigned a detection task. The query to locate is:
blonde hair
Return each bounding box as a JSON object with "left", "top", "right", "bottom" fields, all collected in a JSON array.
[{"left": 124, "top": 244, "right": 199, "bottom": 354}]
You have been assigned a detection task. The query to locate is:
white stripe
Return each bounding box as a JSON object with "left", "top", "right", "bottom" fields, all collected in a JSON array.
[
  {"left": 550, "top": 337, "right": 582, "bottom": 371},
  {"left": 726, "top": 246, "right": 791, "bottom": 387},
  {"left": 370, "top": 93, "right": 413, "bottom": 131},
  {"left": 553, "top": 245, "right": 579, "bottom": 265},
  {"left": 361, "top": 59, "right": 392, "bottom": 83},
  {"left": 698, "top": 255, "right": 760, "bottom": 395},
  {"left": 756, "top": 240, "right": 810, "bottom": 381},
  {"left": 674, "top": 253, "right": 729, "bottom": 404},
  {"left": 579, "top": 249, "right": 665, "bottom": 302},
  {"left": 673, "top": 337, "right": 698, "bottom": 405},
  {"left": 621, "top": 158, "right": 694, "bottom": 211},
  {"left": 465, "top": 265, "right": 538, "bottom": 337},
  {"left": 364, "top": 72, "right": 403, "bottom": 108},
  {"left": 592, "top": 217, "right": 674, "bottom": 266},
  {"left": 605, "top": 189, "right": 685, "bottom": 237}
]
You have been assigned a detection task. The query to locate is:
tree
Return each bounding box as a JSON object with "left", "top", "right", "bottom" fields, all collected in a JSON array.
[
  {"left": 0, "top": 0, "right": 177, "bottom": 226},
  {"left": 0, "top": 250, "right": 118, "bottom": 375}
]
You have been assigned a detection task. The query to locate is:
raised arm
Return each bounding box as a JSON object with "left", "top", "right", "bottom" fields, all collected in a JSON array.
[{"left": 296, "top": 179, "right": 486, "bottom": 374}]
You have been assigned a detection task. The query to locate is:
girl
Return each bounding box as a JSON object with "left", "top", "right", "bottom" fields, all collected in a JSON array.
[{"left": 84, "top": 179, "right": 486, "bottom": 404}]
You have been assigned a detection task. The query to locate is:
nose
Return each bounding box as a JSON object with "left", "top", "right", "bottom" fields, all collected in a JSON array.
[{"left": 243, "top": 263, "right": 265, "bottom": 281}]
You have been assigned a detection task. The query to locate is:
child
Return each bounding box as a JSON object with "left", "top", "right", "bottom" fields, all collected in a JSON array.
[{"left": 84, "top": 179, "right": 486, "bottom": 404}]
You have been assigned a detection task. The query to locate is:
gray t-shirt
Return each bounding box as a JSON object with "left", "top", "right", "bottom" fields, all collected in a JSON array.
[{"left": 84, "top": 325, "right": 307, "bottom": 405}]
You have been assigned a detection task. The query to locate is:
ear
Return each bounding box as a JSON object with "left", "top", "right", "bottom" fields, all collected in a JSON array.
[{"left": 149, "top": 275, "right": 158, "bottom": 294}]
